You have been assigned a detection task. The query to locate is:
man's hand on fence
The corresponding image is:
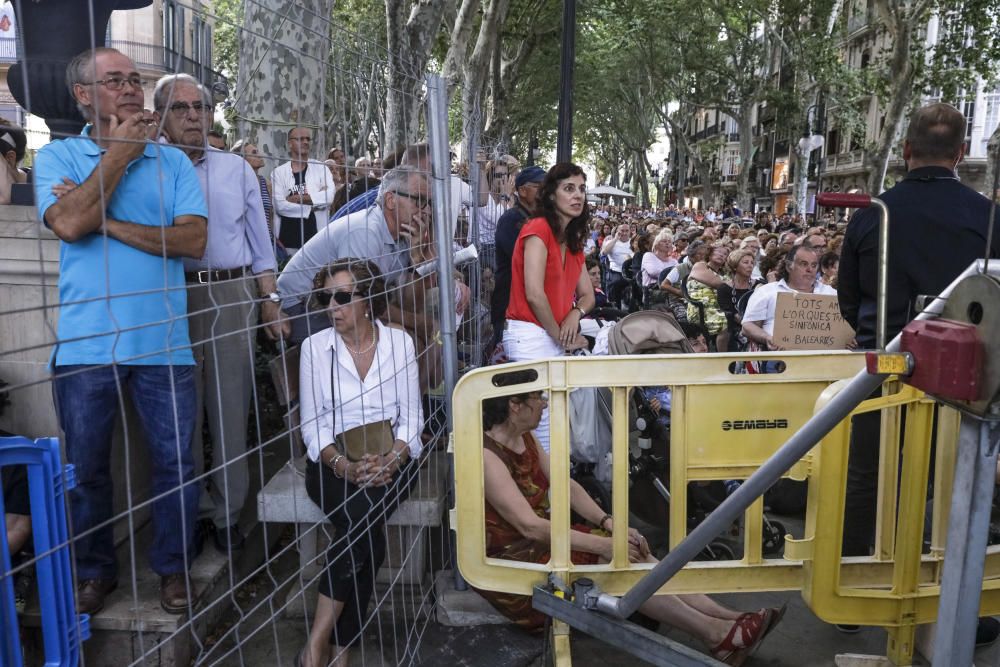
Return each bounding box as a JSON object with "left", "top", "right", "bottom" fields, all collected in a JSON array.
[{"left": 454, "top": 279, "right": 470, "bottom": 316}]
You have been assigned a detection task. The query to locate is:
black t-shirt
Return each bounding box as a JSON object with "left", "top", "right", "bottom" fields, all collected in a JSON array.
[
  {"left": 279, "top": 169, "right": 318, "bottom": 248},
  {"left": 491, "top": 203, "right": 532, "bottom": 327}
]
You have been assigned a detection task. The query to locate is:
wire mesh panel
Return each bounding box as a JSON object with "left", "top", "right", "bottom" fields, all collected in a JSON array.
[{"left": 0, "top": 1, "right": 492, "bottom": 664}]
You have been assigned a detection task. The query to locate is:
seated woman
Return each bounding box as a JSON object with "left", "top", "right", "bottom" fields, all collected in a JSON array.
[
  {"left": 477, "top": 382, "right": 783, "bottom": 666},
  {"left": 297, "top": 258, "right": 423, "bottom": 667},
  {"left": 686, "top": 242, "right": 730, "bottom": 351}
]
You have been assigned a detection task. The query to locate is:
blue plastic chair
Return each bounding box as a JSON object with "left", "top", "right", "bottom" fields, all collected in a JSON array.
[{"left": 0, "top": 436, "right": 89, "bottom": 667}]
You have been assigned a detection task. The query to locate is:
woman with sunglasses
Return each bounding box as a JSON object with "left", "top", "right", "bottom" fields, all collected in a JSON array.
[
  {"left": 477, "top": 377, "right": 784, "bottom": 666},
  {"left": 296, "top": 258, "right": 423, "bottom": 667},
  {"left": 503, "top": 163, "right": 596, "bottom": 453}
]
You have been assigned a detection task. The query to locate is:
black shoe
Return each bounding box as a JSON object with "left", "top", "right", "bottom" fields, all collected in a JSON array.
[
  {"left": 835, "top": 624, "right": 861, "bottom": 634},
  {"left": 976, "top": 616, "right": 1000, "bottom": 647},
  {"left": 213, "top": 524, "right": 245, "bottom": 553},
  {"left": 76, "top": 578, "right": 118, "bottom": 615}
]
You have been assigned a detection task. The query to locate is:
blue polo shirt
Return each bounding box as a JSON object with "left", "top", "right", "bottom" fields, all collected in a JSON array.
[{"left": 34, "top": 126, "right": 208, "bottom": 366}]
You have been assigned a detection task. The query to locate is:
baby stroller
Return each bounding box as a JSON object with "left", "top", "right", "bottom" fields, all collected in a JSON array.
[{"left": 569, "top": 310, "right": 787, "bottom": 560}]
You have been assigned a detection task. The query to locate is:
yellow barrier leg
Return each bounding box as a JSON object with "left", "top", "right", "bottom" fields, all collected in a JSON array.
[
  {"left": 885, "top": 624, "right": 916, "bottom": 666},
  {"left": 551, "top": 618, "right": 572, "bottom": 667}
]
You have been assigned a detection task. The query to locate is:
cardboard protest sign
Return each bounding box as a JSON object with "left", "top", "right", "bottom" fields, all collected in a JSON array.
[{"left": 772, "top": 292, "right": 855, "bottom": 350}]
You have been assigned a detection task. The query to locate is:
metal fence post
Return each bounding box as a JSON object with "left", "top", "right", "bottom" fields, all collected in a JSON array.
[{"left": 425, "top": 73, "right": 466, "bottom": 590}]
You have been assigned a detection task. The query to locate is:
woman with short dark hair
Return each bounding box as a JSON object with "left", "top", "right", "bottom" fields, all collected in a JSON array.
[{"left": 296, "top": 258, "right": 422, "bottom": 667}]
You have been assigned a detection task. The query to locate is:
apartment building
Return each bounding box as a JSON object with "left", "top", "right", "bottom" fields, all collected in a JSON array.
[{"left": 821, "top": 7, "right": 997, "bottom": 196}]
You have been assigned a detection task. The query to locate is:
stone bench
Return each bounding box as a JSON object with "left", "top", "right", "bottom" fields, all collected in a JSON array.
[{"left": 257, "top": 454, "right": 446, "bottom": 615}]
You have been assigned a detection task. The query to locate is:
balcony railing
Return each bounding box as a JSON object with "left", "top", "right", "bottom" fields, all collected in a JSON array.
[
  {"left": 0, "top": 37, "right": 17, "bottom": 62},
  {"left": 108, "top": 40, "right": 227, "bottom": 88},
  {"left": 0, "top": 38, "right": 226, "bottom": 89},
  {"left": 822, "top": 148, "right": 866, "bottom": 173}
]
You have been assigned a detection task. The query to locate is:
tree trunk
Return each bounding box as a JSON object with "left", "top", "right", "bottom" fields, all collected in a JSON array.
[
  {"left": 985, "top": 123, "right": 1000, "bottom": 200},
  {"left": 442, "top": 0, "right": 479, "bottom": 98},
  {"left": 864, "top": 4, "right": 919, "bottom": 194},
  {"left": 735, "top": 106, "right": 754, "bottom": 212},
  {"left": 236, "top": 0, "right": 332, "bottom": 175},
  {"left": 461, "top": 0, "right": 511, "bottom": 148},
  {"left": 384, "top": 0, "right": 449, "bottom": 152}
]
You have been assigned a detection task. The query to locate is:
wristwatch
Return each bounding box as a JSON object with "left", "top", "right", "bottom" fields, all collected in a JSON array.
[{"left": 265, "top": 292, "right": 280, "bottom": 304}]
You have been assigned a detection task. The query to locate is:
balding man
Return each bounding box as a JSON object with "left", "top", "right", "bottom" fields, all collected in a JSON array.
[{"left": 35, "top": 47, "right": 207, "bottom": 615}]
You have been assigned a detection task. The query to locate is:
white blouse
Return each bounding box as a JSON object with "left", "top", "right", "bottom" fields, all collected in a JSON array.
[{"left": 299, "top": 321, "right": 423, "bottom": 462}]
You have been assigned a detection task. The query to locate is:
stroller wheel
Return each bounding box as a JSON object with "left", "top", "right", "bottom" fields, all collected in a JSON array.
[
  {"left": 695, "top": 540, "right": 737, "bottom": 561},
  {"left": 762, "top": 520, "right": 787, "bottom": 557}
]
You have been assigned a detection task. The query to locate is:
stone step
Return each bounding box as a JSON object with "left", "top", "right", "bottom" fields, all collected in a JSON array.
[
  {"left": 434, "top": 569, "right": 511, "bottom": 627},
  {"left": 257, "top": 454, "right": 448, "bottom": 618}
]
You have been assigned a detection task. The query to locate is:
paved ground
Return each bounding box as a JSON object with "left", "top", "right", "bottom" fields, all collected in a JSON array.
[{"left": 195, "top": 541, "right": 1000, "bottom": 667}]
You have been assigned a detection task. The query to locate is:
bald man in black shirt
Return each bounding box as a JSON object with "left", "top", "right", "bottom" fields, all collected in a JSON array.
[{"left": 837, "top": 103, "right": 1000, "bottom": 641}]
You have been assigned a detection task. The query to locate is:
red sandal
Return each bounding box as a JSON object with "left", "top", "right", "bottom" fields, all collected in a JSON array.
[{"left": 710, "top": 608, "right": 775, "bottom": 666}]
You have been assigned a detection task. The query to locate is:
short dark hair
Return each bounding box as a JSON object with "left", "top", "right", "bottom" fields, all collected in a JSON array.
[
  {"left": 482, "top": 370, "right": 539, "bottom": 430},
  {"left": 905, "top": 103, "right": 966, "bottom": 162},
  {"left": 538, "top": 162, "right": 590, "bottom": 254},
  {"left": 680, "top": 321, "right": 707, "bottom": 342},
  {"left": 309, "top": 257, "right": 388, "bottom": 318}
]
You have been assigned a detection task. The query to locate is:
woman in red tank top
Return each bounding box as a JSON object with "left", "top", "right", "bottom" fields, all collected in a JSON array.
[{"left": 503, "top": 163, "right": 596, "bottom": 452}]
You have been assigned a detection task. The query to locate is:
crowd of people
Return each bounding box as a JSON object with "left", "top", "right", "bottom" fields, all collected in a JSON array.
[{"left": 5, "top": 41, "right": 1000, "bottom": 666}]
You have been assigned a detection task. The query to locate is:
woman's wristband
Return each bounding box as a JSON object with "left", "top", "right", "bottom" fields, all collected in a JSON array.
[
  {"left": 576, "top": 306, "right": 587, "bottom": 318},
  {"left": 599, "top": 514, "right": 613, "bottom": 531}
]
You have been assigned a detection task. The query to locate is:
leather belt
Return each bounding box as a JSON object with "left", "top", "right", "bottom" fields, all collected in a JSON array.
[{"left": 184, "top": 265, "right": 251, "bottom": 284}]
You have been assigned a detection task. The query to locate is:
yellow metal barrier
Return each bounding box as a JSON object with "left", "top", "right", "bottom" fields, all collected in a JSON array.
[
  {"left": 451, "top": 351, "right": 864, "bottom": 597},
  {"left": 798, "top": 382, "right": 1000, "bottom": 665},
  {"left": 450, "top": 352, "right": 1000, "bottom": 665}
]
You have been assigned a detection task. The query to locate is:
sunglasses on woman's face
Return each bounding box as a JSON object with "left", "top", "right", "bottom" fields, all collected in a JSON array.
[{"left": 316, "top": 289, "right": 357, "bottom": 307}]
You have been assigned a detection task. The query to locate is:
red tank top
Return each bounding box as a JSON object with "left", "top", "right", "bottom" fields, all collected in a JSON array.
[{"left": 506, "top": 217, "right": 585, "bottom": 326}]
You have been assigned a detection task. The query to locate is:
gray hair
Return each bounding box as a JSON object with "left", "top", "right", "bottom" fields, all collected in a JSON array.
[
  {"left": 65, "top": 47, "right": 123, "bottom": 120},
  {"left": 376, "top": 165, "right": 425, "bottom": 207},
  {"left": 653, "top": 229, "right": 674, "bottom": 248},
  {"left": 153, "top": 73, "right": 211, "bottom": 112}
]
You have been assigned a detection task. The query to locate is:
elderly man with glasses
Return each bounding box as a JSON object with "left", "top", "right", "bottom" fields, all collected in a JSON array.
[
  {"left": 276, "top": 164, "right": 437, "bottom": 345},
  {"left": 153, "top": 73, "right": 286, "bottom": 561},
  {"left": 34, "top": 47, "right": 207, "bottom": 616}
]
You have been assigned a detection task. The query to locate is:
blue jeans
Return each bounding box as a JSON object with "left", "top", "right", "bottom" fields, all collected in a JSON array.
[{"left": 54, "top": 364, "right": 198, "bottom": 580}]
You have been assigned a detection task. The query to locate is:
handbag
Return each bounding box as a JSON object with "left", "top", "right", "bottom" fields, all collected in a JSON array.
[{"left": 337, "top": 419, "right": 395, "bottom": 461}]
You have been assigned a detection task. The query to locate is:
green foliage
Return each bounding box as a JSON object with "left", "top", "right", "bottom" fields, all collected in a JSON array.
[{"left": 210, "top": 0, "right": 243, "bottom": 79}]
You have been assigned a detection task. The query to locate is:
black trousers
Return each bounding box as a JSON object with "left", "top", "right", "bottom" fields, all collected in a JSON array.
[
  {"left": 842, "top": 409, "right": 882, "bottom": 556},
  {"left": 305, "top": 458, "right": 415, "bottom": 647}
]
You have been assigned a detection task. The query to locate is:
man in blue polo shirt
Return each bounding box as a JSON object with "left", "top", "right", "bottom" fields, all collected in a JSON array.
[{"left": 34, "top": 47, "right": 207, "bottom": 616}]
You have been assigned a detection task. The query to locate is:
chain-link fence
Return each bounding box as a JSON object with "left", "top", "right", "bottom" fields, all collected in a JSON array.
[{"left": 0, "top": 1, "right": 495, "bottom": 664}]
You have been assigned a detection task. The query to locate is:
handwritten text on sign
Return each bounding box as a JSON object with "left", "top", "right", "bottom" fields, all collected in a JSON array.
[{"left": 772, "top": 292, "right": 855, "bottom": 350}]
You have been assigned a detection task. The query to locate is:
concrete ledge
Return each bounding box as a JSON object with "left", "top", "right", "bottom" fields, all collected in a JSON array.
[
  {"left": 257, "top": 456, "right": 445, "bottom": 527},
  {"left": 434, "top": 570, "right": 511, "bottom": 627}
]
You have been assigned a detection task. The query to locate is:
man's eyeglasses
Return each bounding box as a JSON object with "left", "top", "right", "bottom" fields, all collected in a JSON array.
[
  {"left": 82, "top": 75, "right": 144, "bottom": 91},
  {"left": 163, "top": 102, "right": 212, "bottom": 117},
  {"left": 394, "top": 190, "right": 431, "bottom": 210},
  {"left": 316, "top": 290, "right": 358, "bottom": 307},
  {"left": 492, "top": 172, "right": 508, "bottom": 179}
]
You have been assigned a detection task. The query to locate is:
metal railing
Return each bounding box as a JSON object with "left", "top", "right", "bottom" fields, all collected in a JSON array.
[{"left": 107, "top": 40, "right": 227, "bottom": 88}]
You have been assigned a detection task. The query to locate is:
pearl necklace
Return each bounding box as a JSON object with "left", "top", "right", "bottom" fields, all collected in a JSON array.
[{"left": 344, "top": 320, "right": 377, "bottom": 356}]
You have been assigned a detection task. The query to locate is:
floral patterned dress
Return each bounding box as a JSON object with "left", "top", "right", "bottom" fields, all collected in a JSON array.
[{"left": 475, "top": 432, "right": 601, "bottom": 631}]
